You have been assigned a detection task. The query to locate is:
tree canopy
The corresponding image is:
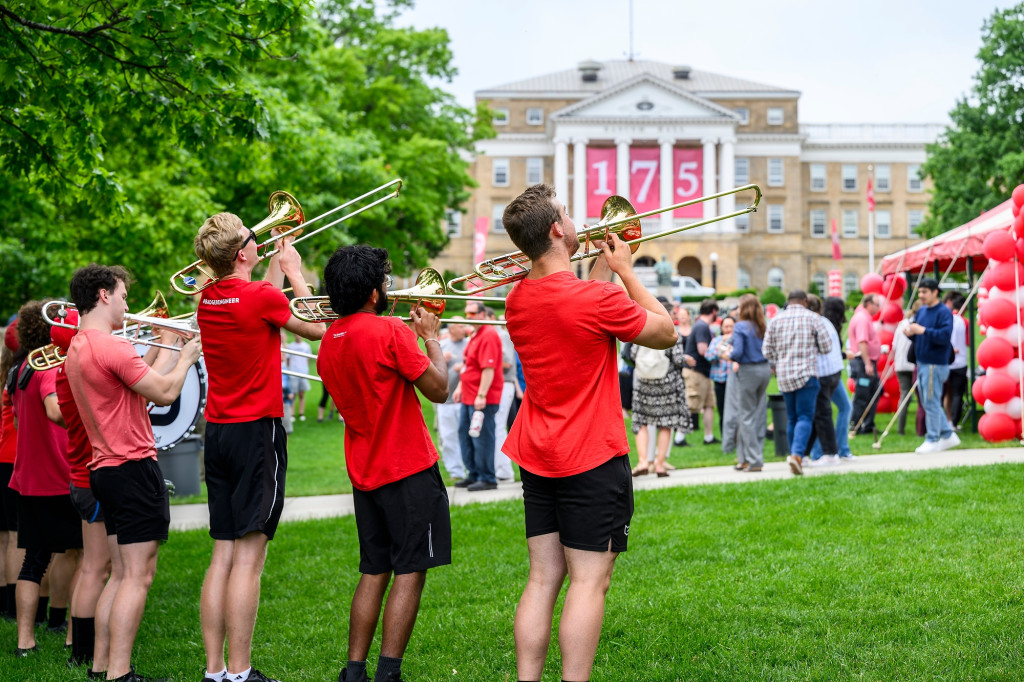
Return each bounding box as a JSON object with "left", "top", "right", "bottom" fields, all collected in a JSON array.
[
  {"left": 0, "top": 0, "right": 490, "bottom": 319},
  {"left": 919, "top": 3, "right": 1024, "bottom": 238}
]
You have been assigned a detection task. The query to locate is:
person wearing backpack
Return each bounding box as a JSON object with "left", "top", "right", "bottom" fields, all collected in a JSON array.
[{"left": 628, "top": 304, "right": 691, "bottom": 477}]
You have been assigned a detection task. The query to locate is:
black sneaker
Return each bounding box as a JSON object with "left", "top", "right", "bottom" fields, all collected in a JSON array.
[
  {"left": 339, "top": 667, "right": 369, "bottom": 682},
  {"left": 453, "top": 478, "right": 475, "bottom": 488},
  {"left": 48, "top": 620, "right": 68, "bottom": 633},
  {"left": 14, "top": 645, "right": 38, "bottom": 657},
  {"left": 242, "top": 668, "right": 281, "bottom": 682},
  {"left": 466, "top": 481, "right": 497, "bottom": 492}
]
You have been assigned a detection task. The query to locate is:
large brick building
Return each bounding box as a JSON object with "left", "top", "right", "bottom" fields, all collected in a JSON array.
[{"left": 432, "top": 59, "right": 942, "bottom": 296}]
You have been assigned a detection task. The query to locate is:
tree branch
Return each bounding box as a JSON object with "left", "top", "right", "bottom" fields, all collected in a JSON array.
[
  {"left": 0, "top": 3, "right": 129, "bottom": 38},
  {"left": 0, "top": 113, "right": 84, "bottom": 188}
]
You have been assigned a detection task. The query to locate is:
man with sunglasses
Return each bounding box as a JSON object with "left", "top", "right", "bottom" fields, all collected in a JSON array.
[{"left": 192, "top": 213, "right": 325, "bottom": 682}]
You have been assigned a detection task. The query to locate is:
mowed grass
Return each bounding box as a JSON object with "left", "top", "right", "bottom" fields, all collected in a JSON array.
[{"left": 6, "top": 464, "right": 1024, "bottom": 680}]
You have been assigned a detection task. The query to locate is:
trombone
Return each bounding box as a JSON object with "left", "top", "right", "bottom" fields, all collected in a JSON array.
[
  {"left": 447, "top": 184, "right": 762, "bottom": 295},
  {"left": 171, "top": 179, "right": 403, "bottom": 296},
  {"left": 290, "top": 268, "right": 507, "bottom": 325}
]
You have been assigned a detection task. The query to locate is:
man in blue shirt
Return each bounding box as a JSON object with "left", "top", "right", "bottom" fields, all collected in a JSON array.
[{"left": 903, "top": 278, "right": 960, "bottom": 453}]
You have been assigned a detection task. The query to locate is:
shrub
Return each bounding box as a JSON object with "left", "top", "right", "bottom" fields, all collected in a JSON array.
[
  {"left": 714, "top": 288, "right": 758, "bottom": 301},
  {"left": 846, "top": 289, "right": 864, "bottom": 309},
  {"left": 760, "top": 286, "right": 786, "bottom": 307}
]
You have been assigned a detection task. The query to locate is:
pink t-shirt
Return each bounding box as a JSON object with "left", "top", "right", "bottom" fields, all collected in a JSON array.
[
  {"left": 848, "top": 306, "right": 881, "bottom": 362},
  {"left": 65, "top": 329, "right": 157, "bottom": 470},
  {"left": 10, "top": 364, "right": 70, "bottom": 496}
]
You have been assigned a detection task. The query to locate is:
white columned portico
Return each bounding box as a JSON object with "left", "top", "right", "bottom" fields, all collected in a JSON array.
[
  {"left": 553, "top": 136, "right": 569, "bottom": 207},
  {"left": 702, "top": 138, "right": 718, "bottom": 222},
  {"left": 615, "top": 137, "right": 631, "bottom": 199},
  {"left": 659, "top": 137, "right": 675, "bottom": 234},
  {"left": 718, "top": 137, "right": 736, "bottom": 233},
  {"left": 572, "top": 137, "right": 588, "bottom": 226}
]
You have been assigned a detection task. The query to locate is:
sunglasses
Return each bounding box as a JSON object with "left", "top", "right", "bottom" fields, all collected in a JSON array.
[{"left": 235, "top": 229, "right": 256, "bottom": 260}]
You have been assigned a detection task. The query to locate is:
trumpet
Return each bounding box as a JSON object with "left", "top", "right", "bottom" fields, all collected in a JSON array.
[
  {"left": 447, "top": 184, "right": 762, "bottom": 295},
  {"left": 290, "top": 268, "right": 506, "bottom": 325},
  {"left": 171, "top": 179, "right": 403, "bottom": 295}
]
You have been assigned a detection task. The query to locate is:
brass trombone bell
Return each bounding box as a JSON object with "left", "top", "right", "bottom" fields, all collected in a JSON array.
[
  {"left": 447, "top": 184, "right": 762, "bottom": 295},
  {"left": 27, "top": 344, "right": 67, "bottom": 371}
]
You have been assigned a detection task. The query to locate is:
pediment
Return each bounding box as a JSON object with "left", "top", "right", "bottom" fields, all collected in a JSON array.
[{"left": 552, "top": 74, "right": 740, "bottom": 121}]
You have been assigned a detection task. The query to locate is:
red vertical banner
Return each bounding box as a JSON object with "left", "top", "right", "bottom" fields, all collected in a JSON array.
[
  {"left": 474, "top": 216, "right": 488, "bottom": 266},
  {"left": 629, "top": 147, "right": 661, "bottom": 215},
  {"left": 586, "top": 147, "right": 617, "bottom": 218},
  {"left": 831, "top": 218, "right": 843, "bottom": 260},
  {"left": 828, "top": 270, "right": 843, "bottom": 297},
  {"left": 672, "top": 148, "right": 703, "bottom": 218}
]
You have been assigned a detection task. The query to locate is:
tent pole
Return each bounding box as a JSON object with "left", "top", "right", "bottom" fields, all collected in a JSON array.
[
  {"left": 934, "top": 259, "right": 940, "bottom": 279},
  {"left": 966, "top": 256, "right": 977, "bottom": 434}
]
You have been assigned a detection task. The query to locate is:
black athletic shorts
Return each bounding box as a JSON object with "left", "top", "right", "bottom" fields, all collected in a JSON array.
[
  {"left": 70, "top": 483, "right": 105, "bottom": 526},
  {"left": 520, "top": 454, "right": 634, "bottom": 553},
  {"left": 0, "top": 462, "right": 16, "bottom": 532},
  {"left": 352, "top": 463, "right": 452, "bottom": 575},
  {"left": 16, "top": 494, "right": 83, "bottom": 552},
  {"left": 91, "top": 458, "right": 170, "bottom": 545},
  {"left": 205, "top": 418, "right": 287, "bottom": 541}
]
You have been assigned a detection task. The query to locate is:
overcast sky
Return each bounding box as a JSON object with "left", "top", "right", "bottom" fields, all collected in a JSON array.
[{"left": 398, "top": 0, "right": 1013, "bottom": 124}]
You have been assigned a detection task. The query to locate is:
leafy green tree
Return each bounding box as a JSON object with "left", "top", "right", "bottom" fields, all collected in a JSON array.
[{"left": 919, "top": 3, "right": 1024, "bottom": 237}]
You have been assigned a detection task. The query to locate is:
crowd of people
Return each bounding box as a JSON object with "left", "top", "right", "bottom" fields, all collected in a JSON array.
[{"left": 615, "top": 277, "right": 969, "bottom": 475}]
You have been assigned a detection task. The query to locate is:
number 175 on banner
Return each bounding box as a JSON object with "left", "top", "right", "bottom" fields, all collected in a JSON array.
[{"left": 585, "top": 147, "right": 703, "bottom": 219}]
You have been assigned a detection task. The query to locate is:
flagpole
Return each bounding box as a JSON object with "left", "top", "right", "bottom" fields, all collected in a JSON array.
[{"left": 868, "top": 165, "right": 875, "bottom": 272}]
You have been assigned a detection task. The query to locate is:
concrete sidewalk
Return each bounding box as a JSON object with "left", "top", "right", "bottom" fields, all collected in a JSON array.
[{"left": 169, "top": 447, "right": 1024, "bottom": 531}]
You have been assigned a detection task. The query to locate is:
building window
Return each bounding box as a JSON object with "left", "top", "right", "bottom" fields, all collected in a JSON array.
[
  {"left": 811, "top": 272, "right": 827, "bottom": 294},
  {"left": 842, "top": 165, "right": 858, "bottom": 191},
  {"left": 767, "top": 267, "right": 785, "bottom": 289},
  {"left": 876, "top": 209, "right": 891, "bottom": 238},
  {"left": 908, "top": 209, "right": 924, "bottom": 234},
  {"left": 492, "top": 203, "right": 507, "bottom": 233},
  {"left": 734, "top": 108, "right": 749, "bottom": 125},
  {"left": 526, "top": 157, "right": 543, "bottom": 185},
  {"left": 734, "top": 158, "right": 749, "bottom": 185},
  {"left": 875, "top": 164, "right": 891, "bottom": 192},
  {"left": 810, "top": 164, "right": 826, "bottom": 191},
  {"left": 737, "top": 267, "right": 751, "bottom": 289},
  {"left": 526, "top": 108, "right": 543, "bottom": 125},
  {"left": 735, "top": 213, "right": 750, "bottom": 233},
  {"left": 907, "top": 164, "right": 923, "bottom": 192},
  {"left": 767, "top": 107, "right": 784, "bottom": 125},
  {"left": 842, "top": 209, "right": 858, "bottom": 238},
  {"left": 768, "top": 158, "right": 784, "bottom": 187},
  {"left": 492, "top": 108, "right": 509, "bottom": 125},
  {"left": 843, "top": 272, "right": 859, "bottom": 297},
  {"left": 810, "top": 209, "right": 827, "bottom": 238},
  {"left": 492, "top": 158, "right": 510, "bottom": 187},
  {"left": 445, "top": 210, "right": 461, "bottom": 237},
  {"left": 767, "top": 204, "right": 784, "bottom": 233}
]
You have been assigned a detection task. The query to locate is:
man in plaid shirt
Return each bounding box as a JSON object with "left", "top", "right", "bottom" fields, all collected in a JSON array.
[{"left": 762, "top": 290, "right": 832, "bottom": 475}]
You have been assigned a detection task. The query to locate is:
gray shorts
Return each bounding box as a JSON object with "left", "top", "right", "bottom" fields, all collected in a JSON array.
[{"left": 69, "top": 484, "right": 104, "bottom": 524}]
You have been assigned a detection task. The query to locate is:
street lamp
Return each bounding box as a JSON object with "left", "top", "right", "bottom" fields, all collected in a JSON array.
[{"left": 709, "top": 252, "right": 719, "bottom": 291}]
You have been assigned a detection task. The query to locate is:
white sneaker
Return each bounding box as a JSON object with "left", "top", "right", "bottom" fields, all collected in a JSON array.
[
  {"left": 838, "top": 454, "right": 857, "bottom": 463},
  {"left": 787, "top": 455, "right": 803, "bottom": 475},
  {"left": 807, "top": 456, "right": 830, "bottom": 467},
  {"left": 915, "top": 441, "right": 941, "bottom": 454},
  {"left": 937, "top": 432, "right": 961, "bottom": 451}
]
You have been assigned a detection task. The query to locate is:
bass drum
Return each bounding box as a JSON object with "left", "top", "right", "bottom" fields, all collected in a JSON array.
[{"left": 135, "top": 344, "right": 207, "bottom": 450}]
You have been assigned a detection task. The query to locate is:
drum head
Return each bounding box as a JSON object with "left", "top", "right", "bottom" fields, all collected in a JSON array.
[{"left": 135, "top": 345, "right": 207, "bottom": 450}]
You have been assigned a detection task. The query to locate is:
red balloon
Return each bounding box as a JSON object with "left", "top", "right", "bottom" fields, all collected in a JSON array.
[
  {"left": 979, "top": 412, "right": 1018, "bottom": 442},
  {"left": 985, "top": 261, "right": 1024, "bottom": 291},
  {"left": 882, "top": 275, "right": 907, "bottom": 302},
  {"left": 978, "top": 336, "right": 1016, "bottom": 369},
  {"left": 984, "top": 372, "right": 1018, "bottom": 404},
  {"left": 878, "top": 329, "right": 895, "bottom": 348},
  {"left": 847, "top": 378, "right": 856, "bottom": 393},
  {"left": 861, "top": 272, "right": 884, "bottom": 295},
  {"left": 984, "top": 231, "right": 1017, "bottom": 262},
  {"left": 885, "top": 374, "right": 900, "bottom": 396},
  {"left": 1014, "top": 186, "right": 1024, "bottom": 208},
  {"left": 881, "top": 302, "right": 903, "bottom": 325},
  {"left": 972, "top": 375, "right": 987, "bottom": 404},
  {"left": 1015, "top": 202, "right": 1022, "bottom": 218},
  {"left": 1016, "top": 237, "right": 1024, "bottom": 261},
  {"left": 1015, "top": 212, "right": 1024, "bottom": 240},
  {"left": 876, "top": 395, "right": 893, "bottom": 413},
  {"left": 980, "top": 298, "right": 1019, "bottom": 330}
]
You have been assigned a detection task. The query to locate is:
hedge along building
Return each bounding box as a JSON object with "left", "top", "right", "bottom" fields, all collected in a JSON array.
[{"left": 433, "top": 59, "right": 942, "bottom": 296}]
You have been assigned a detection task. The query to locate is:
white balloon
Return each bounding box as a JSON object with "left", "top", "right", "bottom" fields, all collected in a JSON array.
[
  {"left": 881, "top": 322, "right": 898, "bottom": 334},
  {"left": 987, "top": 286, "right": 1024, "bottom": 305},
  {"left": 984, "top": 397, "right": 1023, "bottom": 417},
  {"left": 986, "top": 324, "right": 1024, "bottom": 347}
]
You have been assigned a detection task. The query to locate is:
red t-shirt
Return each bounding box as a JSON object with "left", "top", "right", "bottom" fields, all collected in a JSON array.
[
  {"left": 0, "top": 388, "right": 16, "bottom": 465},
  {"left": 198, "top": 278, "right": 292, "bottom": 423},
  {"left": 503, "top": 272, "right": 647, "bottom": 477},
  {"left": 66, "top": 329, "right": 156, "bottom": 470},
  {"left": 460, "top": 326, "right": 504, "bottom": 405},
  {"left": 55, "top": 365, "right": 93, "bottom": 487},
  {"left": 10, "top": 364, "right": 71, "bottom": 496},
  {"left": 317, "top": 313, "right": 437, "bottom": 491}
]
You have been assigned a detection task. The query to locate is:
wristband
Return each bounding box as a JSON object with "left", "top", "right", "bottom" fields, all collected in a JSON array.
[{"left": 424, "top": 338, "right": 441, "bottom": 346}]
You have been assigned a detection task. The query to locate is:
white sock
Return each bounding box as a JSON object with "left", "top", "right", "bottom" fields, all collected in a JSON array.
[
  {"left": 228, "top": 668, "right": 251, "bottom": 681},
  {"left": 205, "top": 670, "right": 227, "bottom": 682}
]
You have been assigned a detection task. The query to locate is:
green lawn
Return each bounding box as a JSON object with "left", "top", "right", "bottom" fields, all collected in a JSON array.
[{"left": 7, "top": 464, "right": 1023, "bottom": 680}]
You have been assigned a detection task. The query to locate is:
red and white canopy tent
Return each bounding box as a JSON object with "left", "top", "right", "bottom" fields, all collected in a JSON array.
[{"left": 880, "top": 199, "right": 1014, "bottom": 276}]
